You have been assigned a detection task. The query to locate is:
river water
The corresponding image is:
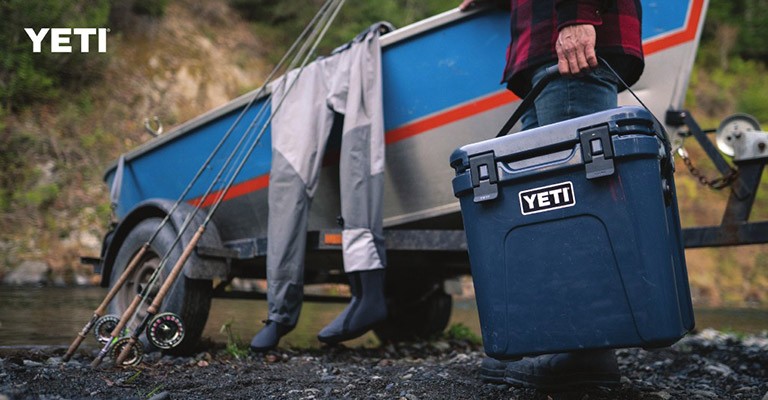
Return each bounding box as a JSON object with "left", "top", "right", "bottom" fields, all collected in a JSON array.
[{"left": 0, "top": 286, "right": 766, "bottom": 350}]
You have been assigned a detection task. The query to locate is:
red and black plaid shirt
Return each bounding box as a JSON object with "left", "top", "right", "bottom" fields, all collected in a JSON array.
[{"left": 504, "top": 0, "right": 644, "bottom": 97}]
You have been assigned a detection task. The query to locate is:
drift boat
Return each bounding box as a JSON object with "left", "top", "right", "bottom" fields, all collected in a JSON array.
[{"left": 96, "top": 1, "right": 710, "bottom": 350}]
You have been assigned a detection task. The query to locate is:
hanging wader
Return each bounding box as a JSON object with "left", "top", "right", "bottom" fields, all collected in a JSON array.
[{"left": 266, "top": 24, "right": 389, "bottom": 326}]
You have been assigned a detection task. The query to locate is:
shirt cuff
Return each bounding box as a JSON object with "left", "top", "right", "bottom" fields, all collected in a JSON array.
[{"left": 555, "top": 0, "right": 604, "bottom": 30}]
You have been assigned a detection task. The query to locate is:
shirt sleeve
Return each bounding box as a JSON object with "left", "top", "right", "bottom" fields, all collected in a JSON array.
[{"left": 555, "top": 0, "right": 605, "bottom": 30}]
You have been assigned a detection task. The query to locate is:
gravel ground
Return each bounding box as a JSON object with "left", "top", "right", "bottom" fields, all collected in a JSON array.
[{"left": 1, "top": 329, "right": 766, "bottom": 400}]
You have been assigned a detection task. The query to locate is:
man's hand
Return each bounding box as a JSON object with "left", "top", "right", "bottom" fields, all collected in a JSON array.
[{"left": 555, "top": 24, "right": 598, "bottom": 76}]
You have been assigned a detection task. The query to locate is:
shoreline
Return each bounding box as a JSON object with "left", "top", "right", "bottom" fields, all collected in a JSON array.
[{"left": 1, "top": 329, "right": 766, "bottom": 400}]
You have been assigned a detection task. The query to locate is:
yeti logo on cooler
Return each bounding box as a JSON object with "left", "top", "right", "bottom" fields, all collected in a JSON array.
[{"left": 519, "top": 181, "right": 575, "bottom": 215}]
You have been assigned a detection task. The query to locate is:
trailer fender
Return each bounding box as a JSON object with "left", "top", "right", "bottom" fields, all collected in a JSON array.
[{"left": 99, "top": 198, "right": 228, "bottom": 287}]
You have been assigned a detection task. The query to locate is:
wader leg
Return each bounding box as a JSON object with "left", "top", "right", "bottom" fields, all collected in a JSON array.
[
  {"left": 252, "top": 61, "right": 335, "bottom": 351},
  {"left": 319, "top": 27, "right": 388, "bottom": 344}
]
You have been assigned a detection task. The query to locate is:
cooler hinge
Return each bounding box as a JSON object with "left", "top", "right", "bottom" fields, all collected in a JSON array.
[
  {"left": 579, "top": 125, "right": 615, "bottom": 179},
  {"left": 469, "top": 152, "right": 498, "bottom": 203}
]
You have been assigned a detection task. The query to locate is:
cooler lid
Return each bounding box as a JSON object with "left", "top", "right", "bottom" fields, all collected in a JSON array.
[
  {"left": 449, "top": 106, "right": 656, "bottom": 171},
  {"left": 450, "top": 106, "right": 659, "bottom": 202}
]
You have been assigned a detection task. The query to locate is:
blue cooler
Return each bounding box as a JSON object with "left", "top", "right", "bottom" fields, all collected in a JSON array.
[{"left": 450, "top": 106, "right": 694, "bottom": 360}]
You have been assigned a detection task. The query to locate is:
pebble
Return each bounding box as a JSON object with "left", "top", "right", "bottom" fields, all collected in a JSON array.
[
  {"left": 2, "top": 330, "right": 767, "bottom": 399},
  {"left": 147, "top": 391, "right": 171, "bottom": 400},
  {"left": 22, "top": 360, "right": 42, "bottom": 368},
  {"left": 45, "top": 357, "right": 62, "bottom": 366},
  {"left": 704, "top": 362, "right": 733, "bottom": 377},
  {"left": 690, "top": 389, "right": 718, "bottom": 399}
]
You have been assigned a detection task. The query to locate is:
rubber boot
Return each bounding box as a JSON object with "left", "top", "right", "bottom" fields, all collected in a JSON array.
[
  {"left": 504, "top": 350, "right": 620, "bottom": 391},
  {"left": 479, "top": 356, "right": 508, "bottom": 384},
  {"left": 249, "top": 320, "right": 294, "bottom": 352},
  {"left": 317, "top": 269, "right": 387, "bottom": 344}
]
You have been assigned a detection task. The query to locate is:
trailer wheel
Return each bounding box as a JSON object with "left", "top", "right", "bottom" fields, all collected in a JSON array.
[
  {"left": 374, "top": 280, "right": 452, "bottom": 342},
  {"left": 108, "top": 217, "right": 212, "bottom": 356}
]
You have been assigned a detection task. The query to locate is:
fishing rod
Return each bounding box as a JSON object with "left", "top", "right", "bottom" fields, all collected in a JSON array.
[
  {"left": 90, "top": 0, "right": 344, "bottom": 368},
  {"left": 62, "top": 6, "right": 332, "bottom": 363},
  {"left": 114, "top": 0, "right": 348, "bottom": 367},
  {"left": 87, "top": 0, "right": 338, "bottom": 367}
]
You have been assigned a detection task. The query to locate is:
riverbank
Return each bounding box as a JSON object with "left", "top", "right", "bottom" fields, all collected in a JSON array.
[{"left": 1, "top": 329, "right": 766, "bottom": 400}]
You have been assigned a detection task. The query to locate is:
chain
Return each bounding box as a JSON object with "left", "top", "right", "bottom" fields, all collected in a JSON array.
[{"left": 677, "top": 148, "right": 739, "bottom": 190}]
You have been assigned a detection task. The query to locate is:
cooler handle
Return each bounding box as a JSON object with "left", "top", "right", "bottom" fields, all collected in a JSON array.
[{"left": 495, "top": 65, "right": 560, "bottom": 138}]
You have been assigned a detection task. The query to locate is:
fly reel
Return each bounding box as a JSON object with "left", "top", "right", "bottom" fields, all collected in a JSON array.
[
  {"left": 112, "top": 337, "right": 144, "bottom": 366},
  {"left": 93, "top": 315, "right": 121, "bottom": 343},
  {"left": 146, "top": 312, "right": 185, "bottom": 349}
]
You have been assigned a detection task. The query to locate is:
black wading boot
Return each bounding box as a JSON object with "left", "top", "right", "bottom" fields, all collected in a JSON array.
[
  {"left": 503, "top": 349, "right": 620, "bottom": 391},
  {"left": 479, "top": 356, "right": 508, "bottom": 384},
  {"left": 317, "top": 269, "right": 387, "bottom": 344},
  {"left": 249, "top": 320, "right": 294, "bottom": 352}
]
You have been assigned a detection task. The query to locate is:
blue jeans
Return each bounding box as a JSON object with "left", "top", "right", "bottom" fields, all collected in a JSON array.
[{"left": 520, "top": 63, "right": 619, "bottom": 131}]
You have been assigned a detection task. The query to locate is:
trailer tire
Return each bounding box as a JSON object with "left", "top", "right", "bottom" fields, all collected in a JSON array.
[
  {"left": 108, "top": 217, "right": 212, "bottom": 356},
  {"left": 374, "top": 282, "right": 452, "bottom": 342}
]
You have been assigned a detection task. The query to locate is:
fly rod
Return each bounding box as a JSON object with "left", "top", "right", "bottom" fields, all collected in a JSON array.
[
  {"left": 90, "top": 0, "right": 343, "bottom": 367},
  {"left": 62, "top": 15, "right": 321, "bottom": 363},
  {"left": 114, "top": 0, "right": 347, "bottom": 366}
]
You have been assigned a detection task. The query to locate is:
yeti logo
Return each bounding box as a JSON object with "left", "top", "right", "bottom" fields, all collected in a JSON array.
[
  {"left": 519, "top": 181, "right": 575, "bottom": 215},
  {"left": 25, "top": 28, "right": 109, "bottom": 53}
]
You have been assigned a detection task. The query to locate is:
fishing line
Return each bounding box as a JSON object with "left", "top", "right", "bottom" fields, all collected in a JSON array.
[
  {"left": 110, "top": 0, "right": 348, "bottom": 366},
  {"left": 146, "top": 0, "right": 348, "bottom": 321},
  {"left": 89, "top": 0, "right": 342, "bottom": 367}
]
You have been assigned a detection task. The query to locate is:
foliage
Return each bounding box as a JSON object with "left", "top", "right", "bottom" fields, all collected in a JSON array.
[
  {"left": 220, "top": 320, "right": 250, "bottom": 359},
  {"left": 0, "top": 0, "right": 111, "bottom": 111},
  {"left": 443, "top": 323, "right": 481, "bottom": 345},
  {"left": 229, "top": 0, "right": 453, "bottom": 58},
  {"left": 702, "top": 0, "right": 768, "bottom": 62},
  {"left": 131, "top": 0, "right": 169, "bottom": 17}
]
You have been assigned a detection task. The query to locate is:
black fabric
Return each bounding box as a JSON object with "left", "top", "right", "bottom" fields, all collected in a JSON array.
[
  {"left": 317, "top": 269, "right": 387, "bottom": 344},
  {"left": 249, "top": 320, "right": 295, "bottom": 352},
  {"left": 504, "top": 350, "right": 620, "bottom": 391}
]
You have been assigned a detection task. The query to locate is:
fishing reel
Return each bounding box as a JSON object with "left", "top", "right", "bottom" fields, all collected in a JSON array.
[
  {"left": 715, "top": 114, "right": 768, "bottom": 161},
  {"left": 93, "top": 315, "right": 122, "bottom": 344},
  {"left": 146, "top": 312, "right": 185, "bottom": 350},
  {"left": 112, "top": 337, "right": 144, "bottom": 367}
]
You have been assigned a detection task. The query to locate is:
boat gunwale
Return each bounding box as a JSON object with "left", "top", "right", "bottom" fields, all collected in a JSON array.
[{"left": 103, "top": 7, "right": 487, "bottom": 179}]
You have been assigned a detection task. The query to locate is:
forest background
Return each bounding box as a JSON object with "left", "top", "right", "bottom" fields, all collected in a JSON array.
[{"left": 0, "top": 0, "right": 766, "bottom": 307}]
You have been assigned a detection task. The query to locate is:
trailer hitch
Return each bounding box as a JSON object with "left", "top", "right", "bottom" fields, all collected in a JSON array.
[{"left": 666, "top": 109, "right": 768, "bottom": 248}]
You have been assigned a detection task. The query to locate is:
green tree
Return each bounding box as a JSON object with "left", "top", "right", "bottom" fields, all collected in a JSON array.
[
  {"left": 229, "top": 0, "right": 453, "bottom": 58},
  {"left": 702, "top": 0, "right": 768, "bottom": 62},
  {"left": 0, "top": 0, "right": 111, "bottom": 111}
]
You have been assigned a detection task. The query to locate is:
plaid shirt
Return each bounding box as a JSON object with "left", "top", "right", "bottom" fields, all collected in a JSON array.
[{"left": 504, "top": 0, "right": 644, "bottom": 97}]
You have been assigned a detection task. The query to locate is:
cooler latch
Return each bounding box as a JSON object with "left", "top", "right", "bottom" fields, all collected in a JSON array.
[
  {"left": 579, "top": 125, "right": 615, "bottom": 179},
  {"left": 469, "top": 152, "right": 498, "bottom": 203}
]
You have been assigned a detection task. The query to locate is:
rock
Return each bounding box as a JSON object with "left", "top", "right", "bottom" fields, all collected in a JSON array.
[
  {"left": 147, "top": 391, "right": 171, "bottom": 400},
  {"left": 3, "top": 261, "right": 48, "bottom": 286},
  {"left": 430, "top": 341, "right": 450, "bottom": 351},
  {"left": 74, "top": 273, "right": 91, "bottom": 286},
  {"left": 22, "top": 360, "right": 43, "bottom": 367},
  {"left": 762, "top": 391, "right": 768, "bottom": 400},
  {"left": 704, "top": 362, "right": 733, "bottom": 377},
  {"left": 690, "top": 389, "right": 718, "bottom": 399},
  {"left": 46, "top": 357, "right": 62, "bottom": 366}
]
